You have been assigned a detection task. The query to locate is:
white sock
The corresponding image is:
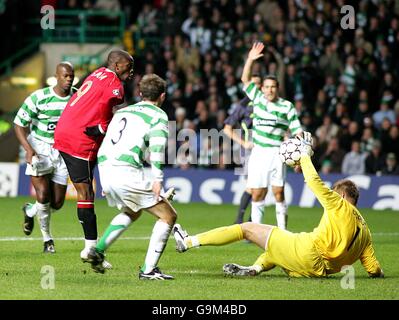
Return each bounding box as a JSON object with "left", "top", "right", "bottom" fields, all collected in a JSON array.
[
  {"left": 85, "top": 239, "right": 97, "bottom": 251},
  {"left": 189, "top": 236, "right": 200, "bottom": 248},
  {"left": 96, "top": 213, "right": 132, "bottom": 252},
  {"left": 36, "top": 202, "right": 52, "bottom": 242},
  {"left": 276, "top": 201, "right": 288, "bottom": 230},
  {"left": 251, "top": 201, "right": 265, "bottom": 224},
  {"left": 142, "top": 220, "right": 172, "bottom": 273},
  {"left": 252, "top": 265, "right": 263, "bottom": 273},
  {"left": 26, "top": 202, "right": 37, "bottom": 218}
]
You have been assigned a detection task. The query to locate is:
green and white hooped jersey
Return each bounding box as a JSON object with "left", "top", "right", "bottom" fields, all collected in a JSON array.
[
  {"left": 97, "top": 101, "right": 169, "bottom": 181},
  {"left": 14, "top": 86, "right": 73, "bottom": 144},
  {"left": 244, "top": 82, "right": 302, "bottom": 148}
]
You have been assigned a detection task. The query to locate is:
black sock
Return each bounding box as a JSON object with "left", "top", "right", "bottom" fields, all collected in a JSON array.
[
  {"left": 235, "top": 191, "right": 252, "bottom": 224},
  {"left": 77, "top": 201, "right": 97, "bottom": 240}
]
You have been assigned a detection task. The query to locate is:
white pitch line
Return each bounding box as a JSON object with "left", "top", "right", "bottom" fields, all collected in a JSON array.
[
  {"left": 0, "top": 233, "right": 398, "bottom": 241},
  {"left": 371, "top": 232, "right": 399, "bottom": 236},
  {"left": 0, "top": 236, "right": 151, "bottom": 241}
]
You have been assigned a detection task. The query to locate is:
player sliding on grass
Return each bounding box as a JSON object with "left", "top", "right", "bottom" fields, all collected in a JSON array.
[
  {"left": 87, "top": 74, "right": 177, "bottom": 280},
  {"left": 174, "top": 132, "right": 384, "bottom": 278}
]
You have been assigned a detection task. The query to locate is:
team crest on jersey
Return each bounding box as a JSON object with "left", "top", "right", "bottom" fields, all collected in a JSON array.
[{"left": 112, "top": 89, "right": 120, "bottom": 96}]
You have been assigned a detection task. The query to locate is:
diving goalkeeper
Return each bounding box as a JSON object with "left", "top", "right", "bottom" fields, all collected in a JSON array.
[{"left": 173, "top": 132, "right": 383, "bottom": 278}]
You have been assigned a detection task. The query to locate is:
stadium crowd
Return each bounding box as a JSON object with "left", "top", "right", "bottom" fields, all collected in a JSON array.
[
  {"left": 124, "top": 0, "right": 399, "bottom": 175},
  {"left": 8, "top": 0, "right": 399, "bottom": 175}
]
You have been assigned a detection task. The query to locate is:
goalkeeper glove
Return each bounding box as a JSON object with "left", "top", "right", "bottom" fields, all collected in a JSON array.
[
  {"left": 84, "top": 125, "right": 103, "bottom": 137},
  {"left": 297, "top": 132, "right": 314, "bottom": 157}
]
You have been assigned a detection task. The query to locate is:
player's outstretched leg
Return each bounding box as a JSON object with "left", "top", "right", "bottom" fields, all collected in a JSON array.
[
  {"left": 224, "top": 252, "right": 274, "bottom": 276},
  {"left": 173, "top": 224, "right": 244, "bottom": 252},
  {"left": 173, "top": 224, "right": 189, "bottom": 252},
  {"left": 223, "top": 263, "right": 258, "bottom": 276}
]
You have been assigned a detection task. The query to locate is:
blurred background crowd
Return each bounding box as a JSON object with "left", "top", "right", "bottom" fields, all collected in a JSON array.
[{"left": 1, "top": 0, "right": 399, "bottom": 175}]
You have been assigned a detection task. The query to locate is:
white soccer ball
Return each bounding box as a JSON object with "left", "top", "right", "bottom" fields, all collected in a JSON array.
[{"left": 279, "top": 138, "right": 302, "bottom": 167}]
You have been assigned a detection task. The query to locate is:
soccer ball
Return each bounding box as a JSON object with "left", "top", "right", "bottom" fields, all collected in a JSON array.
[{"left": 279, "top": 138, "right": 301, "bottom": 167}]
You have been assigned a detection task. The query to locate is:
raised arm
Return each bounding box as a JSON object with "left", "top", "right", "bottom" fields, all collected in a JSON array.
[
  {"left": 241, "top": 42, "right": 264, "bottom": 87},
  {"left": 298, "top": 133, "right": 342, "bottom": 210}
]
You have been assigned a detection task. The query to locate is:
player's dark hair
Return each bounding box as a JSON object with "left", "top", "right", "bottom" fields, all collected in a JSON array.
[
  {"left": 263, "top": 74, "right": 279, "bottom": 87},
  {"left": 139, "top": 74, "right": 166, "bottom": 101},
  {"left": 333, "top": 179, "right": 359, "bottom": 205}
]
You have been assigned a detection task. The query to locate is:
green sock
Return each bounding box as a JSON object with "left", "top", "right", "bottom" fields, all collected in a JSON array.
[{"left": 96, "top": 213, "right": 132, "bottom": 253}]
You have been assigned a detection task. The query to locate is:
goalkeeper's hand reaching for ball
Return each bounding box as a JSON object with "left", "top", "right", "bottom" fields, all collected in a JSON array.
[{"left": 294, "top": 131, "right": 314, "bottom": 173}]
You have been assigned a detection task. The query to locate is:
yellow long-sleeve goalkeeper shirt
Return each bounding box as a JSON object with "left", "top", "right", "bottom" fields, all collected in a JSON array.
[{"left": 300, "top": 155, "right": 382, "bottom": 276}]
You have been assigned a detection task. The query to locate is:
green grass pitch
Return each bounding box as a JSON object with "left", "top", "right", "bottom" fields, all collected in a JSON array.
[{"left": 0, "top": 196, "right": 398, "bottom": 300}]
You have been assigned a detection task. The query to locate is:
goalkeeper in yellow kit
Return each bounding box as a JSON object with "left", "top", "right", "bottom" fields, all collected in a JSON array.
[{"left": 173, "top": 132, "right": 383, "bottom": 278}]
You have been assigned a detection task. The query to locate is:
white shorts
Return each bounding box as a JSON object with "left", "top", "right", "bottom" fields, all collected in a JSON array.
[
  {"left": 25, "top": 135, "right": 68, "bottom": 185},
  {"left": 246, "top": 146, "right": 286, "bottom": 188},
  {"left": 98, "top": 165, "right": 160, "bottom": 213}
]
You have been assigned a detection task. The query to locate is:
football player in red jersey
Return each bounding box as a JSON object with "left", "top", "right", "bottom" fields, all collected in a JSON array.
[{"left": 54, "top": 49, "right": 133, "bottom": 264}]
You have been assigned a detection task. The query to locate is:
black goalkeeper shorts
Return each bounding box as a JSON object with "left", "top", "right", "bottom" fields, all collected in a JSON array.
[{"left": 59, "top": 151, "right": 97, "bottom": 184}]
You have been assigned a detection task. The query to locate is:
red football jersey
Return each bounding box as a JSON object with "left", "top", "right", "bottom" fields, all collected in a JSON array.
[{"left": 54, "top": 67, "right": 124, "bottom": 161}]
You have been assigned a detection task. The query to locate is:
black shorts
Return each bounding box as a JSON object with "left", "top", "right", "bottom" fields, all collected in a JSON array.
[{"left": 59, "top": 151, "right": 97, "bottom": 184}]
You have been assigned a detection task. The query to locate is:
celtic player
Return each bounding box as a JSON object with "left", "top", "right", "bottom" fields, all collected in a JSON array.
[
  {"left": 241, "top": 42, "right": 303, "bottom": 229},
  {"left": 14, "top": 62, "right": 74, "bottom": 253},
  {"left": 87, "top": 74, "right": 177, "bottom": 280}
]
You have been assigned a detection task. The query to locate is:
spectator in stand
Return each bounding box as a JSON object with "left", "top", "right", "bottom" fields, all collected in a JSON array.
[
  {"left": 379, "top": 117, "right": 393, "bottom": 145},
  {"left": 176, "top": 36, "right": 200, "bottom": 78},
  {"left": 373, "top": 102, "right": 396, "bottom": 129},
  {"left": 319, "top": 137, "right": 346, "bottom": 173},
  {"left": 300, "top": 111, "right": 316, "bottom": 133},
  {"left": 381, "top": 153, "right": 399, "bottom": 175},
  {"left": 354, "top": 101, "right": 371, "bottom": 128},
  {"left": 340, "top": 121, "right": 362, "bottom": 152},
  {"left": 137, "top": 3, "right": 158, "bottom": 36},
  {"left": 365, "top": 140, "right": 385, "bottom": 175},
  {"left": 341, "top": 141, "right": 367, "bottom": 175},
  {"left": 160, "top": 2, "right": 183, "bottom": 37},
  {"left": 381, "top": 125, "right": 399, "bottom": 159},
  {"left": 315, "top": 114, "right": 340, "bottom": 147},
  {"left": 340, "top": 55, "right": 358, "bottom": 94},
  {"left": 114, "top": 0, "right": 399, "bottom": 174},
  {"left": 360, "top": 127, "right": 376, "bottom": 154},
  {"left": 319, "top": 42, "right": 343, "bottom": 79}
]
